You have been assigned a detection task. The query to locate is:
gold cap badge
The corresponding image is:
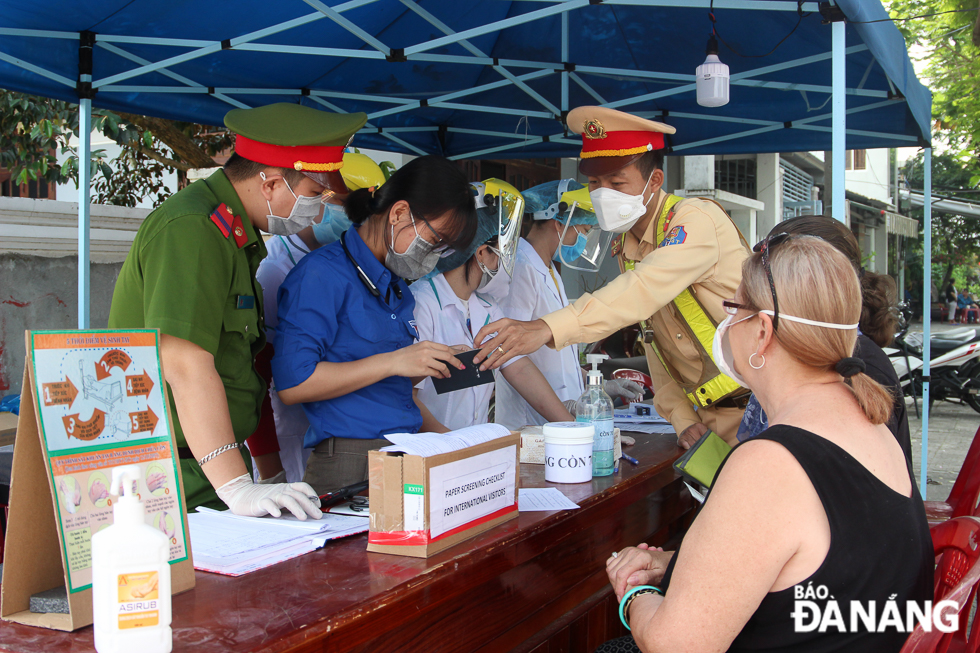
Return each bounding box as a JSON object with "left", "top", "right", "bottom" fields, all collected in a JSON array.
[{"left": 584, "top": 119, "right": 606, "bottom": 140}]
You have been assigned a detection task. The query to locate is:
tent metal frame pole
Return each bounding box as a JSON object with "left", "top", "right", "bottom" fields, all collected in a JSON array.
[
  {"left": 397, "top": 0, "right": 560, "bottom": 117},
  {"left": 97, "top": 42, "right": 250, "bottom": 109},
  {"left": 302, "top": 0, "right": 392, "bottom": 54},
  {"left": 601, "top": 0, "right": 821, "bottom": 9},
  {"left": 831, "top": 19, "right": 846, "bottom": 222},
  {"left": 670, "top": 98, "right": 893, "bottom": 153},
  {"left": 78, "top": 97, "right": 91, "bottom": 329},
  {"left": 561, "top": 10, "right": 569, "bottom": 114},
  {"left": 0, "top": 51, "right": 75, "bottom": 87},
  {"left": 308, "top": 96, "right": 429, "bottom": 156},
  {"left": 403, "top": 0, "right": 589, "bottom": 56},
  {"left": 921, "top": 145, "right": 932, "bottom": 498}
]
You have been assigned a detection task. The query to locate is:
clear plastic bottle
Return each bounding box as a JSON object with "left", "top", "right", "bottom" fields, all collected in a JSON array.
[
  {"left": 575, "top": 354, "right": 615, "bottom": 476},
  {"left": 92, "top": 465, "right": 172, "bottom": 653}
]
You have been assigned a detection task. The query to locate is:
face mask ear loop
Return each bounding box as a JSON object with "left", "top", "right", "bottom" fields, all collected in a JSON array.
[{"left": 641, "top": 168, "right": 657, "bottom": 208}]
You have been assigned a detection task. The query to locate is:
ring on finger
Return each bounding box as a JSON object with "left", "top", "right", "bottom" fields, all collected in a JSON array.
[
  {"left": 611, "top": 551, "right": 618, "bottom": 559},
  {"left": 496, "top": 346, "right": 506, "bottom": 356}
]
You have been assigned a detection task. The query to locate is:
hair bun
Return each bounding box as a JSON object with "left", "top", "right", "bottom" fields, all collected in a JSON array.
[{"left": 835, "top": 357, "right": 866, "bottom": 378}]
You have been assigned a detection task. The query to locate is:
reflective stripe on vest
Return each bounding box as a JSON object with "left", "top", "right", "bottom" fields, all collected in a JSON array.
[{"left": 621, "top": 195, "right": 744, "bottom": 409}]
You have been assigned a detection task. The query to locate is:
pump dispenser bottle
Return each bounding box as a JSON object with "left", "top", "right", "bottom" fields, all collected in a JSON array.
[
  {"left": 92, "top": 464, "right": 172, "bottom": 653},
  {"left": 575, "top": 354, "right": 616, "bottom": 476}
]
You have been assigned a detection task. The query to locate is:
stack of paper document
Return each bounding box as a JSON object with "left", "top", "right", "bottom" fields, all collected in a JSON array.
[
  {"left": 613, "top": 409, "right": 675, "bottom": 434},
  {"left": 187, "top": 508, "right": 368, "bottom": 576},
  {"left": 380, "top": 423, "right": 511, "bottom": 457}
]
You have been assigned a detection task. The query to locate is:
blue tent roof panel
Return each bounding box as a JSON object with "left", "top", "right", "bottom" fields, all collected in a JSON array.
[{"left": 0, "top": 0, "right": 930, "bottom": 159}]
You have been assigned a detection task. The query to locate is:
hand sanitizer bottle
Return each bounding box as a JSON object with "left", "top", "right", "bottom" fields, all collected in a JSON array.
[
  {"left": 575, "top": 354, "right": 615, "bottom": 477},
  {"left": 92, "top": 465, "right": 172, "bottom": 653}
]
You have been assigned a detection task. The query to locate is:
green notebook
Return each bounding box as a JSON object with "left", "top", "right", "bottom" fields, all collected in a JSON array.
[{"left": 672, "top": 430, "right": 732, "bottom": 488}]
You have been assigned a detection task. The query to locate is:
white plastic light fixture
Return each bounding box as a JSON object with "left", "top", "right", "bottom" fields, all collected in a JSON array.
[{"left": 696, "top": 36, "right": 730, "bottom": 108}]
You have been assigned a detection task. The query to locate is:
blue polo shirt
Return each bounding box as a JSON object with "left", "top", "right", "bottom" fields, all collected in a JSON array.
[{"left": 272, "top": 227, "right": 421, "bottom": 446}]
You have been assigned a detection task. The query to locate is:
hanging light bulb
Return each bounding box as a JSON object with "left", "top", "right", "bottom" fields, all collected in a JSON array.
[{"left": 696, "top": 35, "right": 730, "bottom": 108}]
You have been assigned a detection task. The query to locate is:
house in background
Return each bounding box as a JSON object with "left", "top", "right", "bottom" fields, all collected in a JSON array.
[{"left": 560, "top": 147, "right": 919, "bottom": 302}]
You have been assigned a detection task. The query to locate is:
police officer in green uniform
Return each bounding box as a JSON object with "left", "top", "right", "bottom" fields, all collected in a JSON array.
[{"left": 109, "top": 103, "right": 366, "bottom": 517}]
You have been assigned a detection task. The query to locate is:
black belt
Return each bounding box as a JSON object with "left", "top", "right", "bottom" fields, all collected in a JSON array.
[{"left": 711, "top": 394, "right": 751, "bottom": 410}]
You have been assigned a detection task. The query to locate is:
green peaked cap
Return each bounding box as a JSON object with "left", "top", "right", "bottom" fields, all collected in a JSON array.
[{"left": 224, "top": 103, "right": 367, "bottom": 146}]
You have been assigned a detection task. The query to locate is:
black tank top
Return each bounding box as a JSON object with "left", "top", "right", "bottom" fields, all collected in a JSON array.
[{"left": 661, "top": 425, "right": 933, "bottom": 652}]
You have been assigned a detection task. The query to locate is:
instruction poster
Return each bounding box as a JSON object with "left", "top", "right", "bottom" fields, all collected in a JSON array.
[{"left": 29, "top": 330, "right": 188, "bottom": 593}]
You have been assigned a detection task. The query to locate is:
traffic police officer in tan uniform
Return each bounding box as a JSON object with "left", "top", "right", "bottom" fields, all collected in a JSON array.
[
  {"left": 475, "top": 106, "right": 750, "bottom": 447},
  {"left": 109, "top": 103, "right": 365, "bottom": 514}
]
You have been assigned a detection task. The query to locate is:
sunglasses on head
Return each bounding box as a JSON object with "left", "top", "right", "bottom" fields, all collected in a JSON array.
[{"left": 751, "top": 232, "right": 792, "bottom": 330}]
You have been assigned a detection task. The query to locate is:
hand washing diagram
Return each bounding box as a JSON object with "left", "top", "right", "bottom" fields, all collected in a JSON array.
[{"left": 29, "top": 330, "right": 188, "bottom": 592}]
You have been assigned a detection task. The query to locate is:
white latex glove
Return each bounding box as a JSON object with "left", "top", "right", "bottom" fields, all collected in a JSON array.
[
  {"left": 604, "top": 379, "right": 645, "bottom": 402},
  {"left": 563, "top": 399, "right": 579, "bottom": 414},
  {"left": 216, "top": 473, "right": 322, "bottom": 520}
]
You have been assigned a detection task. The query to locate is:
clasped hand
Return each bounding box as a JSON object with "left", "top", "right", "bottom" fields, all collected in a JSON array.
[{"left": 606, "top": 543, "right": 674, "bottom": 601}]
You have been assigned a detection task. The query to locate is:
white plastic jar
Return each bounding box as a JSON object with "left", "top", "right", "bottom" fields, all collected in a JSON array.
[{"left": 543, "top": 422, "right": 595, "bottom": 483}]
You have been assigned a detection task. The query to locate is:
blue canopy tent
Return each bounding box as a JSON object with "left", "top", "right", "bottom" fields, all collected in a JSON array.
[{"left": 0, "top": 0, "right": 935, "bottom": 489}]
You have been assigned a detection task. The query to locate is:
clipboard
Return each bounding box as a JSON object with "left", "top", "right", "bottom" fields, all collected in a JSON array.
[{"left": 431, "top": 350, "right": 495, "bottom": 395}]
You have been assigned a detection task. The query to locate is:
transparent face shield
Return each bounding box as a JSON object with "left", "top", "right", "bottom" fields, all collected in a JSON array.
[
  {"left": 556, "top": 202, "right": 611, "bottom": 272},
  {"left": 495, "top": 190, "right": 524, "bottom": 277}
]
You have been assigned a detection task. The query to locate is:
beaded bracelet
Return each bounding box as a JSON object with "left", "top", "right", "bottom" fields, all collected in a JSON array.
[
  {"left": 618, "top": 585, "right": 664, "bottom": 631},
  {"left": 197, "top": 442, "right": 242, "bottom": 467}
]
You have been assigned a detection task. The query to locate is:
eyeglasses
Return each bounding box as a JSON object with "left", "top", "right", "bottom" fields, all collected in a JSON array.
[
  {"left": 722, "top": 300, "right": 755, "bottom": 315},
  {"left": 751, "top": 232, "right": 791, "bottom": 330},
  {"left": 411, "top": 209, "right": 451, "bottom": 253}
]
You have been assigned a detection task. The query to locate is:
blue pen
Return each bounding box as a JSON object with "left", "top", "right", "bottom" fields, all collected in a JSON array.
[{"left": 621, "top": 453, "right": 639, "bottom": 466}]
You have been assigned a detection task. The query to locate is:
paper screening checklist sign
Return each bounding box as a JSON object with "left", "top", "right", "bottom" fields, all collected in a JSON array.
[{"left": 428, "top": 446, "right": 516, "bottom": 539}]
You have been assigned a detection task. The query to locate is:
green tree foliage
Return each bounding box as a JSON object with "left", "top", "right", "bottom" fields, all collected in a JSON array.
[
  {"left": 0, "top": 89, "right": 233, "bottom": 208},
  {"left": 888, "top": 0, "right": 980, "bottom": 162},
  {"left": 902, "top": 151, "right": 980, "bottom": 295}
]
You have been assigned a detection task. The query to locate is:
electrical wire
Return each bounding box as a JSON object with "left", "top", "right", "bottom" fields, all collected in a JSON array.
[
  {"left": 848, "top": 7, "right": 980, "bottom": 25},
  {"left": 708, "top": 0, "right": 811, "bottom": 59}
]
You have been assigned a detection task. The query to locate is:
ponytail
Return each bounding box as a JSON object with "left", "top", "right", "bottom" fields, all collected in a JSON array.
[
  {"left": 843, "top": 372, "right": 894, "bottom": 425},
  {"left": 836, "top": 357, "right": 893, "bottom": 424},
  {"left": 344, "top": 187, "right": 378, "bottom": 225}
]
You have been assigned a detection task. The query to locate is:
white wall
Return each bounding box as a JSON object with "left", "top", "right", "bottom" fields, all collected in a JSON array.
[
  {"left": 355, "top": 148, "right": 414, "bottom": 170},
  {"left": 845, "top": 148, "right": 891, "bottom": 204}
]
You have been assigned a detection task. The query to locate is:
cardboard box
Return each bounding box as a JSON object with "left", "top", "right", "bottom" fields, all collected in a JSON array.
[{"left": 367, "top": 432, "right": 519, "bottom": 558}]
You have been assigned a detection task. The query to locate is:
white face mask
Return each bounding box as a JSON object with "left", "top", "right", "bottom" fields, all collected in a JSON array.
[
  {"left": 590, "top": 169, "right": 656, "bottom": 233},
  {"left": 712, "top": 312, "right": 756, "bottom": 388},
  {"left": 712, "top": 308, "right": 860, "bottom": 388},
  {"left": 261, "top": 172, "right": 322, "bottom": 236},
  {"left": 476, "top": 247, "right": 512, "bottom": 300}
]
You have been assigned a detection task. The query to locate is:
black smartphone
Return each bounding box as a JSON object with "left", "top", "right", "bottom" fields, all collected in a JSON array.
[{"left": 431, "top": 349, "right": 495, "bottom": 395}]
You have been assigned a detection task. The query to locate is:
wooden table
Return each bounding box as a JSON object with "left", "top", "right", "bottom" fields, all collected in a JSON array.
[{"left": 0, "top": 432, "right": 693, "bottom": 653}]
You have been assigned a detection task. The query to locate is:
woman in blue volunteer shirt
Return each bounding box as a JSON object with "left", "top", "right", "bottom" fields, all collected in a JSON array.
[{"left": 272, "top": 156, "right": 477, "bottom": 495}]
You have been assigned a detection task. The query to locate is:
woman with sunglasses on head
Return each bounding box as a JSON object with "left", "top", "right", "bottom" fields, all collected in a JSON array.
[
  {"left": 736, "top": 216, "right": 911, "bottom": 464},
  {"left": 412, "top": 181, "right": 575, "bottom": 431},
  {"left": 271, "top": 156, "right": 477, "bottom": 496},
  {"left": 601, "top": 236, "right": 932, "bottom": 653}
]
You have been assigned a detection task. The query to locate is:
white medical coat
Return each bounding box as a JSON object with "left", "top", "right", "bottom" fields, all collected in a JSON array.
[
  {"left": 412, "top": 273, "right": 521, "bottom": 431},
  {"left": 495, "top": 238, "right": 583, "bottom": 430}
]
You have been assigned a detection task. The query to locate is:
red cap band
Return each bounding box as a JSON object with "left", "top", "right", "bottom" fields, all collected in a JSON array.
[
  {"left": 234, "top": 134, "right": 345, "bottom": 171},
  {"left": 580, "top": 130, "right": 665, "bottom": 159}
]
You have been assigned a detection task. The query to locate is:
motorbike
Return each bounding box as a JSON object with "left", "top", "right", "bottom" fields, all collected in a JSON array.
[{"left": 885, "top": 302, "right": 980, "bottom": 415}]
